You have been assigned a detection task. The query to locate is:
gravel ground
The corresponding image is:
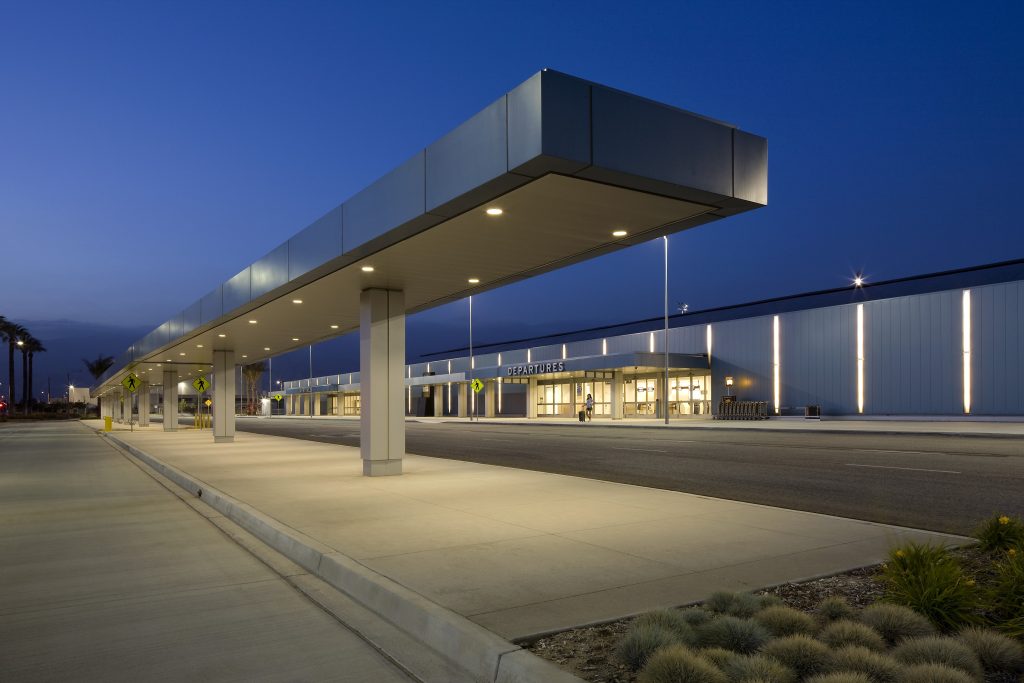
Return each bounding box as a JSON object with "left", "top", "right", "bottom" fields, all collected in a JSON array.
[{"left": 525, "top": 547, "right": 1013, "bottom": 683}]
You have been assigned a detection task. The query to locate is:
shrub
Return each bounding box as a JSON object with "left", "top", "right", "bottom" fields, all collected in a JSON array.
[
  {"left": 636, "top": 609, "right": 698, "bottom": 643},
  {"left": 817, "top": 597, "right": 856, "bottom": 622},
  {"left": 818, "top": 620, "right": 887, "bottom": 651},
  {"left": 899, "top": 663, "right": 975, "bottom": 683},
  {"left": 761, "top": 634, "right": 834, "bottom": 679},
  {"left": 974, "top": 514, "right": 1024, "bottom": 552},
  {"left": 859, "top": 604, "right": 935, "bottom": 645},
  {"left": 696, "top": 616, "right": 772, "bottom": 653},
  {"left": 616, "top": 623, "right": 682, "bottom": 671},
  {"left": 891, "top": 636, "right": 984, "bottom": 680},
  {"left": 754, "top": 606, "right": 819, "bottom": 637},
  {"left": 721, "top": 654, "right": 796, "bottom": 683},
  {"left": 804, "top": 674, "right": 872, "bottom": 683},
  {"left": 990, "top": 548, "right": 1024, "bottom": 638},
  {"left": 701, "top": 647, "right": 742, "bottom": 670},
  {"left": 705, "top": 591, "right": 763, "bottom": 618},
  {"left": 880, "top": 543, "right": 980, "bottom": 631},
  {"left": 956, "top": 626, "right": 1024, "bottom": 673},
  {"left": 680, "top": 607, "right": 715, "bottom": 627},
  {"left": 759, "top": 594, "right": 785, "bottom": 610},
  {"left": 639, "top": 644, "right": 728, "bottom": 683},
  {"left": 829, "top": 646, "right": 903, "bottom": 683}
]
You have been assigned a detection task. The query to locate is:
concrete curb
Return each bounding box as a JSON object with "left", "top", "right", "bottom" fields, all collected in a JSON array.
[{"left": 100, "top": 432, "right": 582, "bottom": 683}]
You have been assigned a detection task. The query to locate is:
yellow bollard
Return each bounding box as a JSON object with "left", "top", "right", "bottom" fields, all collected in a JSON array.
[{"left": 104, "top": 416, "right": 112, "bottom": 432}]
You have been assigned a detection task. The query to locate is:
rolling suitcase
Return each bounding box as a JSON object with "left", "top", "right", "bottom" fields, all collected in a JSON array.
[{"left": 578, "top": 410, "right": 586, "bottom": 422}]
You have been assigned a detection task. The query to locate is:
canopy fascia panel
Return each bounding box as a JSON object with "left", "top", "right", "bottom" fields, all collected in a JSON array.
[{"left": 93, "top": 69, "right": 766, "bottom": 394}]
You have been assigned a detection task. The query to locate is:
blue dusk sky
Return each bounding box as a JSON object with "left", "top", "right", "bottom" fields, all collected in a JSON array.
[{"left": 1, "top": 1, "right": 1022, "bottom": 389}]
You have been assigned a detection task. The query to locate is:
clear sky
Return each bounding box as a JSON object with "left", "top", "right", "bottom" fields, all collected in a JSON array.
[{"left": 2, "top": 1, "right": 1022, "bottom": 387}]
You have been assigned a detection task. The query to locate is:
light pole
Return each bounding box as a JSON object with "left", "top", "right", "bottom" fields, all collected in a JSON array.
[
  {"left": 663, "top": 236, "right": 669, "bottom": 426},
  {"left": 469, "top": 294, "right": 474, "bottom": 422},
  {"left": 308, "top": 344, "right": 313, "bottom": 419}
]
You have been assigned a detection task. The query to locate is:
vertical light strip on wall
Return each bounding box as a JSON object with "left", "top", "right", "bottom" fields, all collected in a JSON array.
[
  {"left": 498, "top": 377, "right": 502, "bottom": 413},
  {"left": 602, "top": 338, "right": 607, "bottom": 355},
  {"left": 649, "top": 332, "right": 655, "bottom": 353},
  {"left": 856, "top": 304, "right": 865, "bottom": 414},
  {"left": 562, "top": 344, "right": 567, "bottom": 360},
  {"left": 527, "top": 348, "right": 531, "bottom": 363},
  {"left": 963, "top": 289, "right": 971, "bottom": 414},
  {"left": 407, "top": 366, "right": 411, "bottom": 412},
  {"left": 772, "top": 315, "right": 780, "bottom": 414},
  {"left": 706, "top": 324, "right": 712, "bottom": 361}
]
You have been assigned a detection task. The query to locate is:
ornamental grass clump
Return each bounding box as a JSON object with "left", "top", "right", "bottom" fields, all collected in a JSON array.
[
  {"left": 616, "top": 623, "right": 681, "bottom": 672},
  {"left": 817, "top": 597, "right": 856, "bottom": 623},
  {"left": 990, "top": 547, "right": 1024, "bottom": 638},
  {"left": 818, "top": 620, "right": 887, "bottom": 652},
  {"left": 636, "top": 609, "right": 698, "bottom": 644},
  {"left": 696, "top": 616, "right": 772, "bottom": 653},
  {"left": 638, "top": 644, "right": 728, "bottom": 683},
  {"left": 859, "top": 603, "right": 935, "bottom": 645},
  {"left": 761, "top": 634, "right": 834, "bottom": 679},
  {"left": 899, "top": 663, "right": 975, "bottom": 683},
  {"left": 891, "top": 636, "right": 984, "bottom": 681},
  {"left": 956, "top": 626, "right": 1024, "bottom": 673},
  {"left": 879, "top": 543, "right": 980, "bottom": 632},
  {"left": 701, "top": 647, "right": 742, "bottom": 670},
  {"left": 754, "top": 606, "right": 819, "bottom": 637},
  {"left": 706, "top": 591, "right": 763, "bottom": 618},
  {"left": 721, "top": 654, "right": 797, "bottom": 683},
  {"left": 680, "top": 607, "right": 714, "bottom": 627},
  {"left": 804, "top": 673, "right": 872, "bottom": 683},
  {"left": 829, "top": 646, "right": 903, "bottom": 683},
  {"left": 974, "top": 513, "right": 1024, "bottom": 552},
  {"left": 758, "top": 594, "right": 784, "bottom": 610}
]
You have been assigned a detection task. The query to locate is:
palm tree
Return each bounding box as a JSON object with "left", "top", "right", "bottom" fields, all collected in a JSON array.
[
  {"left": 1, "top": 319, "right": 28, "bottom": 411},
  {"left": 242, "top": 362, "right": 266, "bottom": 415},
  {"left": 0, "top": 316, "right": 10, "bottom": 403},
  {"left": 83, "top": 355, "right": 115, "bottom": 380},
  {"left": 26, "top": 337, "right": 45, "bottom": 412},
  {"left": 19, "top": 333, "right": 30, "bottom": 413}
]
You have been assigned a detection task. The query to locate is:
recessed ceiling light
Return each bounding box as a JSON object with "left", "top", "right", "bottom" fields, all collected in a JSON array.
[
  {"left": 157, "top": 363, "right": 162, "bottom": 367},
  {"left": 166, "top": 359, "right": 172, "bottom": 362},
  {"left": 291, "top": 337, "right": 299, "bottom": 342},
  {"left": 196, "top": 344, "right": 203, "bottom": 348},
  {"left": 242, "top": 355, "right": 247, "bottom": 358},
  {"left": 468, "top": 278, "right": 480, "bottom": 284},
  {"left": 330, "top": 324, "right": 339, "bottom": 329},
  {"left": 292, "top": 299, "right": 303, "bottom": 304},
  {"left": 179, "top": 352, "right": 186, "bottom": 356},
  {"left": 361, "top": 265, "right": 374, "bottom": 272},
  {"left": 218, "top": 333, "right": 226, "bottom": 338},
  {"left": 264, "top": 347, "right": 270, "bottom": 351},
  {"left": 612, "top": 230, "right": 628, "bottom": 237},
  {"left": 249, "top": 320, "right": 258, "bottom": 324},
  {"left": 485, "top": 207, "right": 503, "bottom": 216}
]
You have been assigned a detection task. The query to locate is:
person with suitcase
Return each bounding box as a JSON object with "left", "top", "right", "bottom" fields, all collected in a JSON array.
[{"left": 585, "top": 393, "right": 594, "bottom": 422}]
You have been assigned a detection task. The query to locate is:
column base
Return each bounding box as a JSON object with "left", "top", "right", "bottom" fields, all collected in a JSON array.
[
  {"left": 214, "top": 435, "right": 234, "bottom": 443},
  {"left": 163, "top": 426, "right": 178, "bottom": 432},
  {"left": 362, "top": 459, "right": 403, "bottom": 476}
]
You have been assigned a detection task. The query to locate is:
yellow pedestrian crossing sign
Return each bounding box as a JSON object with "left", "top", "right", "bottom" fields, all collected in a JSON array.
[
  {"left": 192, "top": 377, "right": 210, "bottom": 393},
  {"left": 121, "top": 373, "right": 141, "bottom": 393},
  {"left": 204, "top": 399, "right": 212, "bottom": 407},
  {"left": 471, "top": 378, "right": 484, "bottom": 393},
  {"left": 274, "top": 394, "right": 283, "bottom": 401}
]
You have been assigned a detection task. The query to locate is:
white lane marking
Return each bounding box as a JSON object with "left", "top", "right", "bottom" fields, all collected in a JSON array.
[
  {"left": 845, "top": 463, "right": 960, "bottom": 474},
  {"left": 611, "top": 447, "right": 668, "bottom": 453}
]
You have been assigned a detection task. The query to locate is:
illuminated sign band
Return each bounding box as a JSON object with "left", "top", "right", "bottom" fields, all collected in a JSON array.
[{"left": 505, "top": 361, "right": 565, "bottom": 376}]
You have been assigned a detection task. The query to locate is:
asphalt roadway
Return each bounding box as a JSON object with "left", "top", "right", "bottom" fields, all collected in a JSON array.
[{"left": 235, "top": 418, "right": 1024, "bottom": 536}]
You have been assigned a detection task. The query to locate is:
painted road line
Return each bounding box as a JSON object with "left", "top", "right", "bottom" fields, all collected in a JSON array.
[
  {"left": 611, "top": 447, "right": 668, "bottom": 453},
  {"left": 846, "top": 463, "right": 960, "bottom": 474}
]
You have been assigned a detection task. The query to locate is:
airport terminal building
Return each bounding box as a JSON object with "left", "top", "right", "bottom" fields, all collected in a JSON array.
[{"left": 282, "top": 258, "right": 1024, "bottom": 419}]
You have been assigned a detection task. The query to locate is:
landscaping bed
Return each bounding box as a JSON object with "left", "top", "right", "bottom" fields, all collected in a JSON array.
[{"left": 526, "top": 518, "right": 1024, "bottom": 683}]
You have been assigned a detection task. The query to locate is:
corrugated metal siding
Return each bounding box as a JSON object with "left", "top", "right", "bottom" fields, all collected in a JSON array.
[
  {"left": 711, "top": 317, "right": 773, "bottom": 405},
  {"left": 780, "top": 306, "right": 856, "bottom": 414},
  {"left": 974, "top": 281, "right": 1024, "bottom": 415}
]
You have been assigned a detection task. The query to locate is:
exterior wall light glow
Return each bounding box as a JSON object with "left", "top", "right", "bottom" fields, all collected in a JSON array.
[
  {"left": 179, "top": 352, "right": 186, "bottom": 356},
  {"left": 330, "top": 324, "right": 339, "bottom": 329},
  {"left": 856, "top": 304, "right": 865, "bottom": 414},
  {"left": 527, "top": 349, "right": 531, "bottom": 363},
  {"left": 361, "top": 266, "right": 374, "bottom": 272},
  {"left": 649, "top": 332, "right": 655, "bottom": 353},
  {"left": 291, "top": 338, "right": 299, "bottom": 342},
  {"left": 963, "top": 289, "right": 971, "bottom": 414},
  {"left": 772, "top": 315, "right": 780, "bottom": 415},
  {"left": 612, "top": 230, "right": 628, "bottom": 237},
  {"left": 264, "top": 347, "right": 270, "bottom": 351},
  {"left": 485, "top": 207, "right": 503, "bottom": 216},
  {"left": 242, "top": 355, "right": 247, "bottom": 358},
  {"left": 218, "top": 334, "right": 226, "bottom": 338},
  {"left": 248, "top": 320, "right": 257, "bottom": 324},
  {"left": 602, "top": 338, "right": 607, "bottom": 355},
  {"left": 292, "top": 299, "right": 303, "bottom": 304},
  {"left": 468, "top": 278, "right": 480, "bottom": 284},
  {"left": 725, "top": 376, "right": 734, "bottom": 386},
  {"left": 562, "top": 344, "right": 567, "bottom": 360},
  {"left": 196, "top": 344, "right": 203, "bottom": 348},
  {"left": 853, "top": 275, "right": 864, "bottom": 287},
  {"left": 706, "top": 324, "right": 712, "bottom": 361}
]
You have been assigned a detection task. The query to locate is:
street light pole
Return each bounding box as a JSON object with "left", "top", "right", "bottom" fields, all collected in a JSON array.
[
  {"left": 664, "top": 236, "right": 669, "bottom": 426},
  {"left": 469, "top": 294, "right": 474, "bottom": 422},
  {"left": 308, "top": 345, "right": 313, "bottom": 419}
]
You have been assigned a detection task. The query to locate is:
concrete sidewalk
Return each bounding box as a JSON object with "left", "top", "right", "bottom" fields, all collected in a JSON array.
[
  {"left": 0, "top": 421, "right": 414, "bottom": 682},
  {"left": 84, "top": 419, "right": 964, "bottom": 641},
  {"left": 257, "top": 413, "right": 1024, "bottom": 437}
]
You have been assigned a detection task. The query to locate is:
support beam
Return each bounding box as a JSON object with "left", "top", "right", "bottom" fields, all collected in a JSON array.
[
  {"left": 313, "top": 393, "right": 321, "bottom": 416},
  {"left": 457, "top": 383, "right": 468, "bottom": 417},
  {"left": 527, "top": 377, "right": 538, "bottom": 419},
  {"left": 484, "top": 381, "right": 496, "bottom": 418},
  {"left": 359, "top": 289, "right": 405, "bottom": 476},
  {"left": 116, "top": 388, "right": 125, "bottom": 423},
  {"left": 213, "top": 350, "right": 236, "bottom": 443},
  {"left": 138, "top": 382, "right": 150, "bottom": 427},
  {"left": 163, "top": 370, "right": 178, "bottom": 431},
  {"left": 611, "top": 371, "right": 624, "bottom": 420},
  {"left": 432, "top": 384, "right": 444, "bottom": 417}
]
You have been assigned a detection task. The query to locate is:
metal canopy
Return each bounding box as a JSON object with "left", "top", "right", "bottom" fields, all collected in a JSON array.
[{"left": 93, "top": 69, "right": 766, "bottom": 395}]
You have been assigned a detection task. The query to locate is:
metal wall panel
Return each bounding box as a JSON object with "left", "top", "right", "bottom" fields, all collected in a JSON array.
[
  {"left": 289, "top": 205, "right": 343, "bottom": 279},
  {"left": 507, "top": 70, "right": 591, "bottom": 175},
  {"left": 200, "top": 286, "right": 223, "bottom": 325},
  {"left": 425, "top": 96, "right": 508, "bottom": 214},
  {"left": 733, "top": 130, "right": 768, "bottom": 205},
  {"left": 590, "top": 87, "right": 733, "bottom": 199},
  {"left": 343, "top": 152, "right": 425, "bottom": 253},
  {"left": 222, "top": 267, "right": 252, "bottom": 313},
  {"left": 167, "top": 314, "right": 183, "bottom": 341},
  {"left": 974, "top": 281, "right": 1024, "bottom": 415},
  {"left": 780, "top": 306, "right": 855, "bottom": 414},
  {"left": 182, "top": 301, "right": 201, "bottom": 335},
  {"left": 251, "top": 243, "right": 289, "bottom": 299},
  {"left": 712, "top": 316, "right": 773, "bottom": 405}
]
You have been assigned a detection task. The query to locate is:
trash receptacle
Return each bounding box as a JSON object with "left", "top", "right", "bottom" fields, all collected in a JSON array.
[
  {"left": 103, "top": 416, "right": 112, "bottom": 431},
  {"left": 804, "top": 405, "right": 821, "bottom": 419}
]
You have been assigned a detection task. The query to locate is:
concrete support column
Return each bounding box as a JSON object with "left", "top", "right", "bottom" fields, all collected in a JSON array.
[
  {"left": 138, "top": 383, "right": 150, "bottom": 427},
  {"left": 115, "top": 388, "right": 124, "bottom": 423},
  {"left": 432, "top": 384, "right": 444, "bottom": 417},
  {"left": 312, "top": 393, "right": 321, "bottom": 416},
  {"left": 162, "top": 370, "right": 178, "bottom": 431},
  {"left": 457, "top": 382, "right": 468, "bottom": 417},
  {"left": 611, "top": 371, "right": 624, "bottom": 420},
  {"left": 484, "top": 381, "right": 496, "bottom": 418},
  {"left": 287, "top": 395, "right": 294, "bottom": 415},
  {"left": 359, "top": 289, "right": 405, "bottom": 477},
  {"left": 213, "top": 350, "right": 236, "bottom": 443},
  {"left": 527, "top": 377, "right": 538, "bottom": 419}
]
